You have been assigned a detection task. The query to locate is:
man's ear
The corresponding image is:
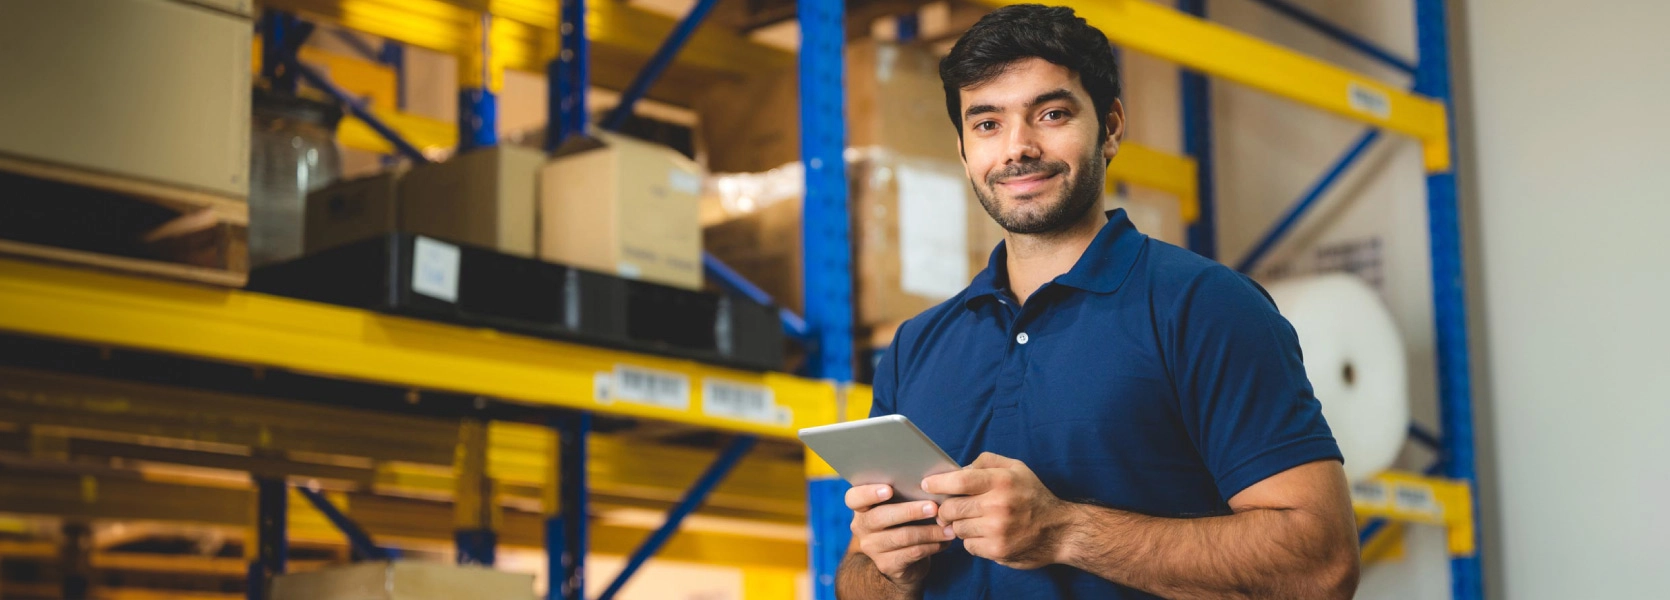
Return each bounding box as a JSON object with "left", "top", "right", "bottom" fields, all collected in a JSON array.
[{"left": 1102, "top": 98, "right": 1126, "bottom": 161}]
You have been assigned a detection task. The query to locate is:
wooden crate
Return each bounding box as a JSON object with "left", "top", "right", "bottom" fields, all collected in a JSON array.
[{"left": 0, "top": 154, "right": 249, "bottom": 287}]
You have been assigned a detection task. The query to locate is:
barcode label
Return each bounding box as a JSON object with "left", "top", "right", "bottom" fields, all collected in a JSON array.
[
  {"left": 1351, "top": 480, "right": 1389, "bottom": 506},
  {"left": 1348, "top": 82, "right": 1392, "bottom": 119},
  {"left": 605, "top": 365, "right": 690, "bottom": 410},
  {"left": 411, "top": 237, "right": 461, "bottom": 302},
  {"left": 1393, "top": 483, "right": 1441, "bottom": 517},
  {"left": 703, "top": 379, "right": 788, "bottom": 425}
]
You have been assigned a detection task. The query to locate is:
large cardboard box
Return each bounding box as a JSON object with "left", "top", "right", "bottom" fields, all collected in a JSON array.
[
  {"left": 703, "top": 197, "right": 803, "bottom": 313},
  {"left": 271, "top": 561, "right": 533, "bottom": 600},
  {"left": 852, "top": 151, "right": 1005, "bottom": 326},
  {"left": 697, "top": 41, "right": 960, "bottom": 174},
  {"left": 702, "top": 152, "right": 1006, "bottom": 327},
  {"left": 304, "top": 172, "right": 400, "bottom": 254},
  {"left": 0, "top": 0, "right": 252, "bottom": 199},
  {"left": 540, "top": 131, "right": 703, "bottom": 290},
  {"left": 400, "top": 146, "right": 544, "bottom": 258}
]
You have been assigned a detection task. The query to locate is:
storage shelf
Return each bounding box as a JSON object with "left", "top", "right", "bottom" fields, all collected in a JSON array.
[{"left": 0, "top": 257, "right": 839, "bottom": 440}]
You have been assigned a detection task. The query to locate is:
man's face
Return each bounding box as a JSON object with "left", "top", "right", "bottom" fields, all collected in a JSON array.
[{"left": 957, "top": 58, "right": 1122, "bottom": 235}]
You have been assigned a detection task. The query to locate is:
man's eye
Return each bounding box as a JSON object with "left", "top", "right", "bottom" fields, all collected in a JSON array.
[
  {"left": 1043, "top": 109, "right": 1068, "bottom": 121},
  {"left": 973, "top": 121, "right": 997, "bottom": 132}
]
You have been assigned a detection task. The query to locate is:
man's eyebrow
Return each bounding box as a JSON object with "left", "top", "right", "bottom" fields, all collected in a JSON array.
[
  {"left": 1029, "top": 89, "right": 1078, "bottom": 108},
  {"left": 962, "top": 89, "right": 1080, "bottom": 122},
  {"left": 963, "top": 103, "right": 1000, "bottom": 122}
]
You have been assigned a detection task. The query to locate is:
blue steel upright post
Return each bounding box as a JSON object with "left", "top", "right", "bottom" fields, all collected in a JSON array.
[
  {"left": 460, "top": 13, "right": 499, "bottom": 152},
  {"left": 799, "top": 0, "right": 855, "bottom": 598},
  {"left": 1178, "top": 0, "right": 1218, "bottom": 260},
  {"left": 548, "top": 0, "right": 588, "bottom": 150},
  {"left": 1413, "top": 0, "right": 1483, "bottom": 598}
]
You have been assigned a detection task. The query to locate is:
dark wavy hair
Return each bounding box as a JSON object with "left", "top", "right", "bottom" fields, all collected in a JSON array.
[{"left": 940, "top": 4, "right": 1122, "bottom": 143}]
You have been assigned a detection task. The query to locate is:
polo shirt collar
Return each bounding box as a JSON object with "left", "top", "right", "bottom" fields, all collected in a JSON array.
[{"left": 964, "top": 209, "right": 1145, "bottom": 307}]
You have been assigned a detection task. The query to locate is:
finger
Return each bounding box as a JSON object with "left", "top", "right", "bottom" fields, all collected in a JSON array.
[
  {"left": 878, "top": 524, "right": 956, "bottom": 553},
  {"left": 873, "top": 541, "right": 948, "bottom": 573},
  {"left": 936, "top": 496, "right": 982, "bottom": 525},
  {"left": 950, "top": 519, "right": 983, "bottom": 540},
  {"left": 845, "top": 484, "right": 893, "bottom": 511},
  {"left": 859, "top": 501, "right": 939, "bottom": 532},
  {"left": 922, "top": 468, "right": 996, "bottom": 496},
  {"left": 967, "top": 452, "right": 1016, "bottom": 469}
]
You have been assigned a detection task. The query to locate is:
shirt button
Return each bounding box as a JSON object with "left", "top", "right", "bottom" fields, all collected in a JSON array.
[{"left": 1016, "top": 332, "right": 1030, "bottom": 345}]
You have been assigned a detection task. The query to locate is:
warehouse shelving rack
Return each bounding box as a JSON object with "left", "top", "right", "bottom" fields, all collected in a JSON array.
[{"left": 0, "top": 0, "right": 1480, "bottom": 599}]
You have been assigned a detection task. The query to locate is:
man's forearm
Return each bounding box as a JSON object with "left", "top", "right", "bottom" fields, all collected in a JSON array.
[
  {"left": 835, "top": 553, "right": 920, "bottom": 600},
  {"left": 1053, "top": 503, "right": 1358, "bottom": 600}
]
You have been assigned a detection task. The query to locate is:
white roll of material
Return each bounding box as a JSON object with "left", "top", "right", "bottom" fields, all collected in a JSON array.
[{"left": 1265, "top": 274, "right": 1408, "bottom": 483}]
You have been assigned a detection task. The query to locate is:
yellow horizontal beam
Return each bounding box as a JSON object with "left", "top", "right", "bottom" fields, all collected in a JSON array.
[
  {"left": 806, "top": 384, "right": 873, "bottom": 480},
  {"left": 987, "top": 0, "right": 1451, "bottom": 172},
  {"left": 1107, "top": 142, "right": 1200, "bottom": 222},
  {"left": 264, "top": 0, "right": 790, "bottom": 77},
  {"left": 0, "top": 258, "right": 840, "bottom": 439},
  {"left": 0, "top": 468, "right": 806, "bottom": 570},
  {"left": 1351, "top": 470, "right": 1475, "bottom": 556}
]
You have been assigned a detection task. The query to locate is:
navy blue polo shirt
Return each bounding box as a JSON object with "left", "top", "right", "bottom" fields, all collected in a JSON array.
[{"left": 870, "top": 209, "right": 1342, "bottom": 599}]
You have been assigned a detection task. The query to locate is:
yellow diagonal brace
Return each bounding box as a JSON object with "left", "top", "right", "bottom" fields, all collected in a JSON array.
[{"left": 982, "top": 0, "right": 1451, "bottom": 172}]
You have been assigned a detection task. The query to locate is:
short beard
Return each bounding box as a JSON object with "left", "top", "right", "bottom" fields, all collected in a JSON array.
[{"left": 972, "top": 147, "right": 1105, "bottom": 236}]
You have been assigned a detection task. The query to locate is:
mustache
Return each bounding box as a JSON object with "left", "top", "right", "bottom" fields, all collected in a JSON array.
[{"left": 986, "top": 160, "right": 1067, "bottom": 186}]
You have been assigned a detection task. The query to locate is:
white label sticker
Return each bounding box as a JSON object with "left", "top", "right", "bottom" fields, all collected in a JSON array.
[
  {"left": 897, "top": 164, "right": 970, "bottom": 299},
  {"left": 1351, "top": 480, "right": 1390, "bottom": 507},
  {"left": 668, "top": 169, "right": 702, "bottom": 196},
  {"left": 412, "top": 236, "right": 461, "bottom": 302},
  {"left": 1393, "top": 483, "right": 1441, "bottom": 517},
  {"left": 703, "top": 378, "right": 788, "bottom": 425},
  {"left": 1348, "top": 82, "right": 1392, "bottom": 120},
  {"left": 609, "top": 365, "right": 691, "bottom": 410}
]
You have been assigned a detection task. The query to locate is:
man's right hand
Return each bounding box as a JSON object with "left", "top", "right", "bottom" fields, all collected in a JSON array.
[{"left": 846, "top": 484, "right": 957, "bottom": 588}]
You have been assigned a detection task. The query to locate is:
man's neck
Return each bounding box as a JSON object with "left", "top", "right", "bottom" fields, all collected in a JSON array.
[{"left": 1004, "top": 208, "right": 1107, "bottom": 305}]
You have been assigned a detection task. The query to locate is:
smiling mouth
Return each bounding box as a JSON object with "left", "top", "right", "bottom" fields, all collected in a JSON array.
[{"left": 998, "top": 172, "right": 1060, "bottom": 194}]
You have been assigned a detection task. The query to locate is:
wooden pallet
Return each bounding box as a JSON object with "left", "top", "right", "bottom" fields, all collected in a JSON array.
[{"left": 0, "top": 154, "right": 248, "bottom": 287}]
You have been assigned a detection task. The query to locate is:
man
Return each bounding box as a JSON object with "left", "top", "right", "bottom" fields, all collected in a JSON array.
[{"left": 836, "top": 5, "right": 1360, "bottom": 599}]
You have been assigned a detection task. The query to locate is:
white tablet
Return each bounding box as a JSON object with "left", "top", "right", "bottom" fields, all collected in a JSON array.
[{"left": 798, "top": 414, "right": 961, "bottom": 503}]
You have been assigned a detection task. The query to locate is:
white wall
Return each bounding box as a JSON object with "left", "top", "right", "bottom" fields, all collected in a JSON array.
[{"left": 1462, "top": 0, "right": 1670, "bottom": 597}]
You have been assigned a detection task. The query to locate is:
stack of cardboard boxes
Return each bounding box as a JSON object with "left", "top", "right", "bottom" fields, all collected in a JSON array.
[
  {"left": 304, "top": 133, "right": 703, "bottom": 291},
  {"left": 697, "top": 41, "right": 1007, "bottom": 338}
]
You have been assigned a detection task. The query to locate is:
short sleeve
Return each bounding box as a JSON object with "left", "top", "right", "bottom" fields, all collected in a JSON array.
[
  {"left": 868, "top": 325, "right": 904, "bottom": 418},
  {"left": 1165, "top": 266, "right": 1343, "bottom": 501}
]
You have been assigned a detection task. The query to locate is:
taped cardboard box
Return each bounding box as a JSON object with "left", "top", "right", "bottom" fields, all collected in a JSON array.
[
  {"left": 541, "top": 131, "right": 703, "bottom": 290},
  {"left": 304, "top": 171, "right": 400, "bottom": 254},
  {"left": 697, "top": 40, "right": 960, "bottom": 174},
  {"left": 702, "top": 150, "right": 1005, "bottom": 327},
  {"left": 400, "top": 145, "right": 543, "bottom": 257}
]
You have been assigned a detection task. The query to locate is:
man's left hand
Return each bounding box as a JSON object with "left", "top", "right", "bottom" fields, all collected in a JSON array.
[{"left": 921, "top": 452, "right": 1077, "bottom": 570}]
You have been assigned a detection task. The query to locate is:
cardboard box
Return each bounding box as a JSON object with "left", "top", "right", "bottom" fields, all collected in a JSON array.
[
  {"left": 701, "top": 152, "right": 1006, "bottom": 327},
  {"left": 304, "top": 172, "right": 400, "bottom": 254},
  {"left": 0, "top": 0, "right": 252, "bottom": 199},
  {"left": 540, "top": 131, "right": 703, "bottom": 290},
  {"left": 697, "top": 40, "right": 960, "bottom": 174},
  {"left": 401, "top": 145, "right": 544, "bottom": 258},
  {"left": 852, "top": 151, "right": 1005, "bottom": 326},
  {"left": 271, "top": 561, "right": 534, "bottom": 600},
  {"left": 703, "top": 197, "right": 803, "bottom": 313}
]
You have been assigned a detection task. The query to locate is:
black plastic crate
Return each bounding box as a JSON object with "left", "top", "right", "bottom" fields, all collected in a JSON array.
[{"left": 249, "top": 233, "right": 783, "bottom": 372}]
